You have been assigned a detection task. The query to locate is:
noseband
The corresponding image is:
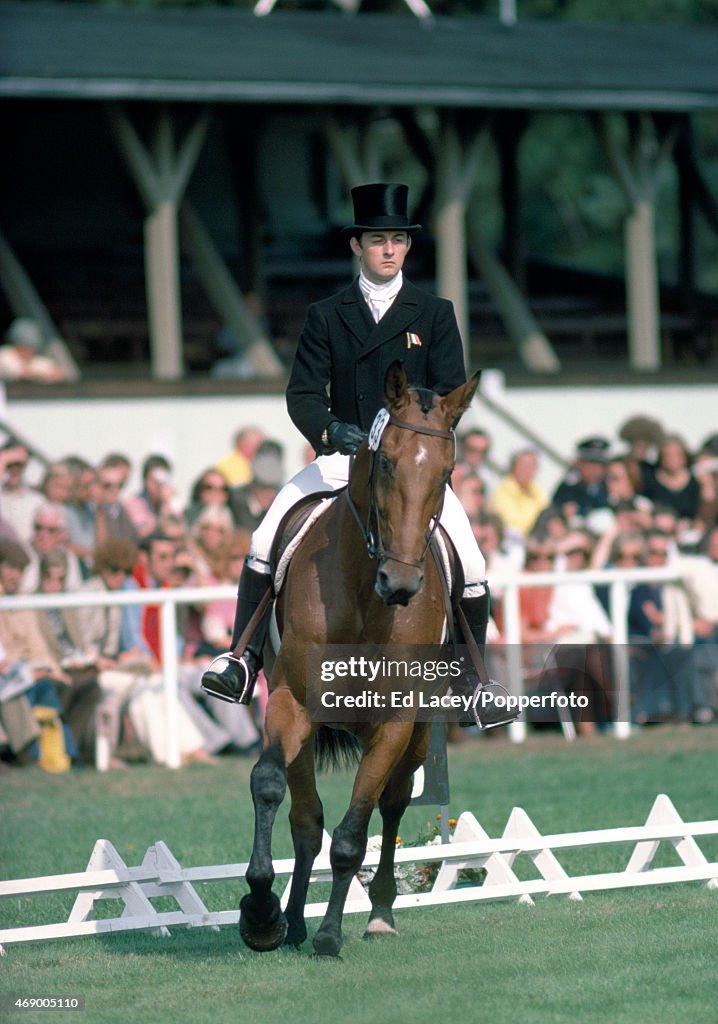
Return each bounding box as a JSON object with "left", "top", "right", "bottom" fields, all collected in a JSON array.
[{"left": 347, "top": 414, "right": 455, "bottom": 570}]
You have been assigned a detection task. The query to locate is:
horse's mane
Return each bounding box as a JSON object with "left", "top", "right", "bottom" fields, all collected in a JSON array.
[{"left": 411, "top": 386, "right": 437, "bottom": 416}]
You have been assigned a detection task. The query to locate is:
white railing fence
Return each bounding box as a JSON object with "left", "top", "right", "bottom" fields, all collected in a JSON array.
[
  {"left": 0, "top": 793, "right": 715, "bottom": 951},
  {"left": 0, "top": 566, "right": 681, "bottom": 765}
]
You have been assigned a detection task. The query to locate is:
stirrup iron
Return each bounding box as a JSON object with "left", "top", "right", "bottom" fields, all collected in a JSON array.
[
  {"left": 472, "top": 680, "right": 521, "bottom": 730},
  {"left": 200, "top": 652, "right": 254, "bottom": 705}
]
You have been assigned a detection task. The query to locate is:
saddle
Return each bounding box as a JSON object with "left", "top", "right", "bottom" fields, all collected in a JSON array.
[
  {"left": 269, "top": 489, "right": 344, "bottom": 592},
  {"left": 268, "top": 489, "right": 463, "bottom": 638}
]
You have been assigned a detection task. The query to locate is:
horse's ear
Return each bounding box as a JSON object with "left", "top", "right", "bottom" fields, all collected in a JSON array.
[
  {"left": 384, "top": 360, "right": 410, "bottom": 411},
  {"left": 440, "top": 370, "right": 481, "bottom": 424}
]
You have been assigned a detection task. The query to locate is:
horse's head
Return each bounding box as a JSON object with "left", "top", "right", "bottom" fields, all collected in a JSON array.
[{"left": 364, "top": 361, "right": 479, "bottom": 606}]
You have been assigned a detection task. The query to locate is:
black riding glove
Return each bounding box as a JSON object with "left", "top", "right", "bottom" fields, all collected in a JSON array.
[{"left": 326, "top": 421, "right": 368, "bottom": 455}]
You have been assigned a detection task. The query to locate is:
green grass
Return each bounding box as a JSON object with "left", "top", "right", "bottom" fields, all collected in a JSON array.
[{"left": 1, "top": 726, "right": 718, "bottom": 1024}]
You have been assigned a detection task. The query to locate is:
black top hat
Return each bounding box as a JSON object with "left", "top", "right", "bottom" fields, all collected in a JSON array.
[{"left": 343, "top": 183, "right": 422, "bottom": 235}]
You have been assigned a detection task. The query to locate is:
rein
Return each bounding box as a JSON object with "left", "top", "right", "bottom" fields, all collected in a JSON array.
[{"left": 346, "top": 413, "right": 455, "bottom": 570}]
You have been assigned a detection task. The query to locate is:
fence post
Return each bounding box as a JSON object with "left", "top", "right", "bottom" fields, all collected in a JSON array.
[
  {"left": 502, "top": 580, "right": 527, "bottom": 744},
  {"left": 609, "top": 579, "right": 632, "bottom": 739},
  {"left": 160, "top": 596, "right": 181, "bottom": 769}
]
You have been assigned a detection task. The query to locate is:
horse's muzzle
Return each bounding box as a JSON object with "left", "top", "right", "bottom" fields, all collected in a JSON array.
[{"left": 375, "top": 562, "right": 423, "bottom": 606}]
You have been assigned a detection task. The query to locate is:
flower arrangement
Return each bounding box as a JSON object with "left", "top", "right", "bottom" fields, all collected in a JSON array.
[{"left": 357, "top": 816, "right": 485, "bottom": 894}]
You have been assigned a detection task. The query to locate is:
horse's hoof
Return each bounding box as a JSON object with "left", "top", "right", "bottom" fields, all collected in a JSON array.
[
  {"left": 239, "top": 914, "right": 288, "bottom": 952},
  {"left": 312, "top": 930, "right": 342, "bottom": 959},
  {"left": 239, "top": 897, "right": 288, "bottom": 952},
  {"left": 363, "top": 918, "right": 399, "bottom": 940},
  {"left": 283, "top": 925, "right": 307, "bottom": 949}
]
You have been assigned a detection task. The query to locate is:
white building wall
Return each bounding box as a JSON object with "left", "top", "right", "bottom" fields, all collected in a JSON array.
[{"left": 2, "top": 375, "right": 716, "bottom": 507}]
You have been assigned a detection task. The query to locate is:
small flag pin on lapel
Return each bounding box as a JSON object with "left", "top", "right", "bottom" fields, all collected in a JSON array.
[{"left": 406, "top": 332, "right": 422, "bottom": 349}]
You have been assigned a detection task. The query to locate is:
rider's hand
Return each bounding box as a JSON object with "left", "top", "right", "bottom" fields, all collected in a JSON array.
[{"left": 326, "top": 421, "right": 368, "bottom": 455}]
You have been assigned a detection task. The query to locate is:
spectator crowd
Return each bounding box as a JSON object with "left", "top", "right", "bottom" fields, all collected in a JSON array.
[{"left": 1, "top": 411, "right": 717, "bottom": 772}]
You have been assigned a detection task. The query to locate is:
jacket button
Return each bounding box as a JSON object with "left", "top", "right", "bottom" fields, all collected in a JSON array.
[{"left": 358, "top": 393, "right": 365, "bottom": 400}]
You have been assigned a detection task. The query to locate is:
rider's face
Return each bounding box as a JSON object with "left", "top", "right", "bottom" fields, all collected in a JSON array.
[{"left": 350, "top": 231, "right": 411, "bottom": 285}]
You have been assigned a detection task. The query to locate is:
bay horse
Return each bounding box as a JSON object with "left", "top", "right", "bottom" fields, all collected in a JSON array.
[{"left": 239, "top": 361, "right": 479, "bottom": 958}]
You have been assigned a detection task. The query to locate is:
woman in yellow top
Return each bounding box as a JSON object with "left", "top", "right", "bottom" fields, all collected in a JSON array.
[{"left": 489, "top": 448, "right": 548, "bottom": 538}]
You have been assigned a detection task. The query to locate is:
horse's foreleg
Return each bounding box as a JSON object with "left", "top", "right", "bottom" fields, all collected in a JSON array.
[
  {"left": 312, "top": 803, "right": 373, "bottom": 959},
  {"left": 283, "top": 743, "right": 324, "bottom": 948},
  {"left": 312, "top": 723, "right": 415, "bottom": 959},
  {"left": 366, "top": 724, "right": 430, "bottom": 939},
  {"left": 239, "top": 743, "right": 289, "bottom": 952}
]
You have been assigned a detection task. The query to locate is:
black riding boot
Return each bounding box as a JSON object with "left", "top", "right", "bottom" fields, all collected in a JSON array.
[
  {"left": 200, "top": 562, "right": 273, "bottom": 705},
  {"left": 453, "top": 589, "right": 520, "bottom": 730}
]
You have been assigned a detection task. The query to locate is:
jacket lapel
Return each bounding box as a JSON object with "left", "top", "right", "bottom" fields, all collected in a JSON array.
[
  {"left": 337, "top": 281, "right": 375, "bottom": 343},
  {"left": 358, "top": 280, "right": 424, "bottom": 358}
]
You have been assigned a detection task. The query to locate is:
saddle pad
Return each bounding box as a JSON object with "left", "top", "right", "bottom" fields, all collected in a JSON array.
[{"left": 273, "top": 496, "right": 336, "bottom": 593}]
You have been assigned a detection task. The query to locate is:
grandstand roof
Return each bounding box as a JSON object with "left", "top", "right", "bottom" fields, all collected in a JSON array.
[{"left": 2, "top": 2, "right": 718, "bottom": 111}]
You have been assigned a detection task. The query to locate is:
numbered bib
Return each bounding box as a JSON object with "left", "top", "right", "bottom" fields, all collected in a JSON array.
[{"left": 368, "top": 408, "right": 391, "bottom": 451}]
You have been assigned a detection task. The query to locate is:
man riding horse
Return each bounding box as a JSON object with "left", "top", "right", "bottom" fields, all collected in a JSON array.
[{"left": 201, "top": 182, "right": 513, "bottom": 729}]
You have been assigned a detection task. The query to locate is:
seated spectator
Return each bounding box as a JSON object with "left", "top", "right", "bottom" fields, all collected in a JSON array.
[
  {"left": 628, "top": 530, "right": 699, "bottom": 724},
  {"left": 215, "top": 427, "right": 266, "bottom": 488},
  {"left": 20, "top": 501, "right": 84, "bottom": 593},
  {"left": 102, "top": 452, "right": 132, "bottom": 491},
  {"left": 604, "top": 455, "right": 645, "bottom": 505},
  {"left": 489, "top": 447, "right": 548, "bottom": 539},
  {"left": 470, "top": 511, "right": 521, "bottom": 633},
  {"left": 35, "top": 549, "right": 102, "bottom": 765},
  {"left": 617, "top": 414, "right": 664, "bottom": 470},
  {"left": 0, "top": 512, "right": 21, "bottom": 545},
  {"left": 551, "top": 437, "right": 610, "bottom": 523},
  {"left": 64, "top": 458, "right": 98, "bottom": 578},
  {"left": 72, "top": 538, "right": 223, "bottom": 767},
  {"left": 651, "top": 503, "right": 681, "bottom": 555},
  {"left": 676, "top": 523, "right": 718, "bottom": 721},
  {"left": 124, "top": 454, "right": 179, "bottom": 539},
  {"left": 534, "top": 531, "right": 611, "bottom": 645},
  {"left": 229, "top": 441, "right": 285, "bottom": 532},
  {"left": 181, "top": 529, "right": 261, "bottom": 754},
  {"left": 537, "top": 530, "right": 615, "bottom": 734},
  {"left": 196, "top": 529, "right": 252, "bottom": 655},
  {"left": 94, "top": 456, "right": 139, "bottom": 548},
  {"left": 0, "top": 441, "right": 44, "bottom": 546},
  {"left": 454, "top": 471, "right": 487, "bottom": 521},
  {"left": 589, "top": 455, "right": 654, "bottom": 539},
  {"left": 519, "top": 539, "right": 568, "bottom": 670},
  {"left": 606, "top": 530, "right": 646, "bottom": 570},
  {"left": 692, "top": 442, "right": 718, "bottom": 530},
  {"left": 189, "top": 506, "right": 236, "bottom": 584},
  {"left": 589, "top": 503, "right": 652, "bottom": 571},
  {"left": 0, "top": 538, "right": 78, "bottom": 769},
  {"left": 472, "top": 511, "right": 521, "bottom": 576},
  {"left": 38, "top": 460, "right": 76, "bottom": 507},
  {"left": 453, "top": 427, "right": 492, "bottom": 490},
  {"left": 0, "top": 317, "right": 68, "bottom": 383},
  {"left": 0, "top": 635, "right": 42, "bottom": 768},
  {"left": 639, "top": 434, "right": 701, "bottom": 526},
  {"left": 155, "top": 512, "right": 191, "bottom": 550},
  {"left": 132, "top": 531, "right": 234, "bottom": 760},
  {"left": 530, "top": 505, "right": 570, "bottom": 547},
  {"left": 184, "top": 467, "right": 233, "bottom": 529}
]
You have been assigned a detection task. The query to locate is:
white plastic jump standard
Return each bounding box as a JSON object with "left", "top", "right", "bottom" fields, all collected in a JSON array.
[{"left": 1, "top": 795, "right": 716, "bottom": 952}]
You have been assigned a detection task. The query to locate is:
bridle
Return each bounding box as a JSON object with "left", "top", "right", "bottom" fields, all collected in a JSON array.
[{"left": 347, "top": 414, "right": 455, "bottom": 570}]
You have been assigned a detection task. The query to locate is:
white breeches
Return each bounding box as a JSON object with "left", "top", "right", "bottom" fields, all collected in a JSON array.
[{"left": 248, "top": 452, "right": 486, "bottom": 598}]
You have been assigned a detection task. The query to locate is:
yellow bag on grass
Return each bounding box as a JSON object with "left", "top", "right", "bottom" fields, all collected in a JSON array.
[{"left": 33, "top": 706, "right": 71, "bottom": 774}]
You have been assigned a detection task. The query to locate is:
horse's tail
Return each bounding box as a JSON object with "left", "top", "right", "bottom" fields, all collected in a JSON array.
[{"left": 314, "top": 726, "right": 361, "bottom": 772}]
